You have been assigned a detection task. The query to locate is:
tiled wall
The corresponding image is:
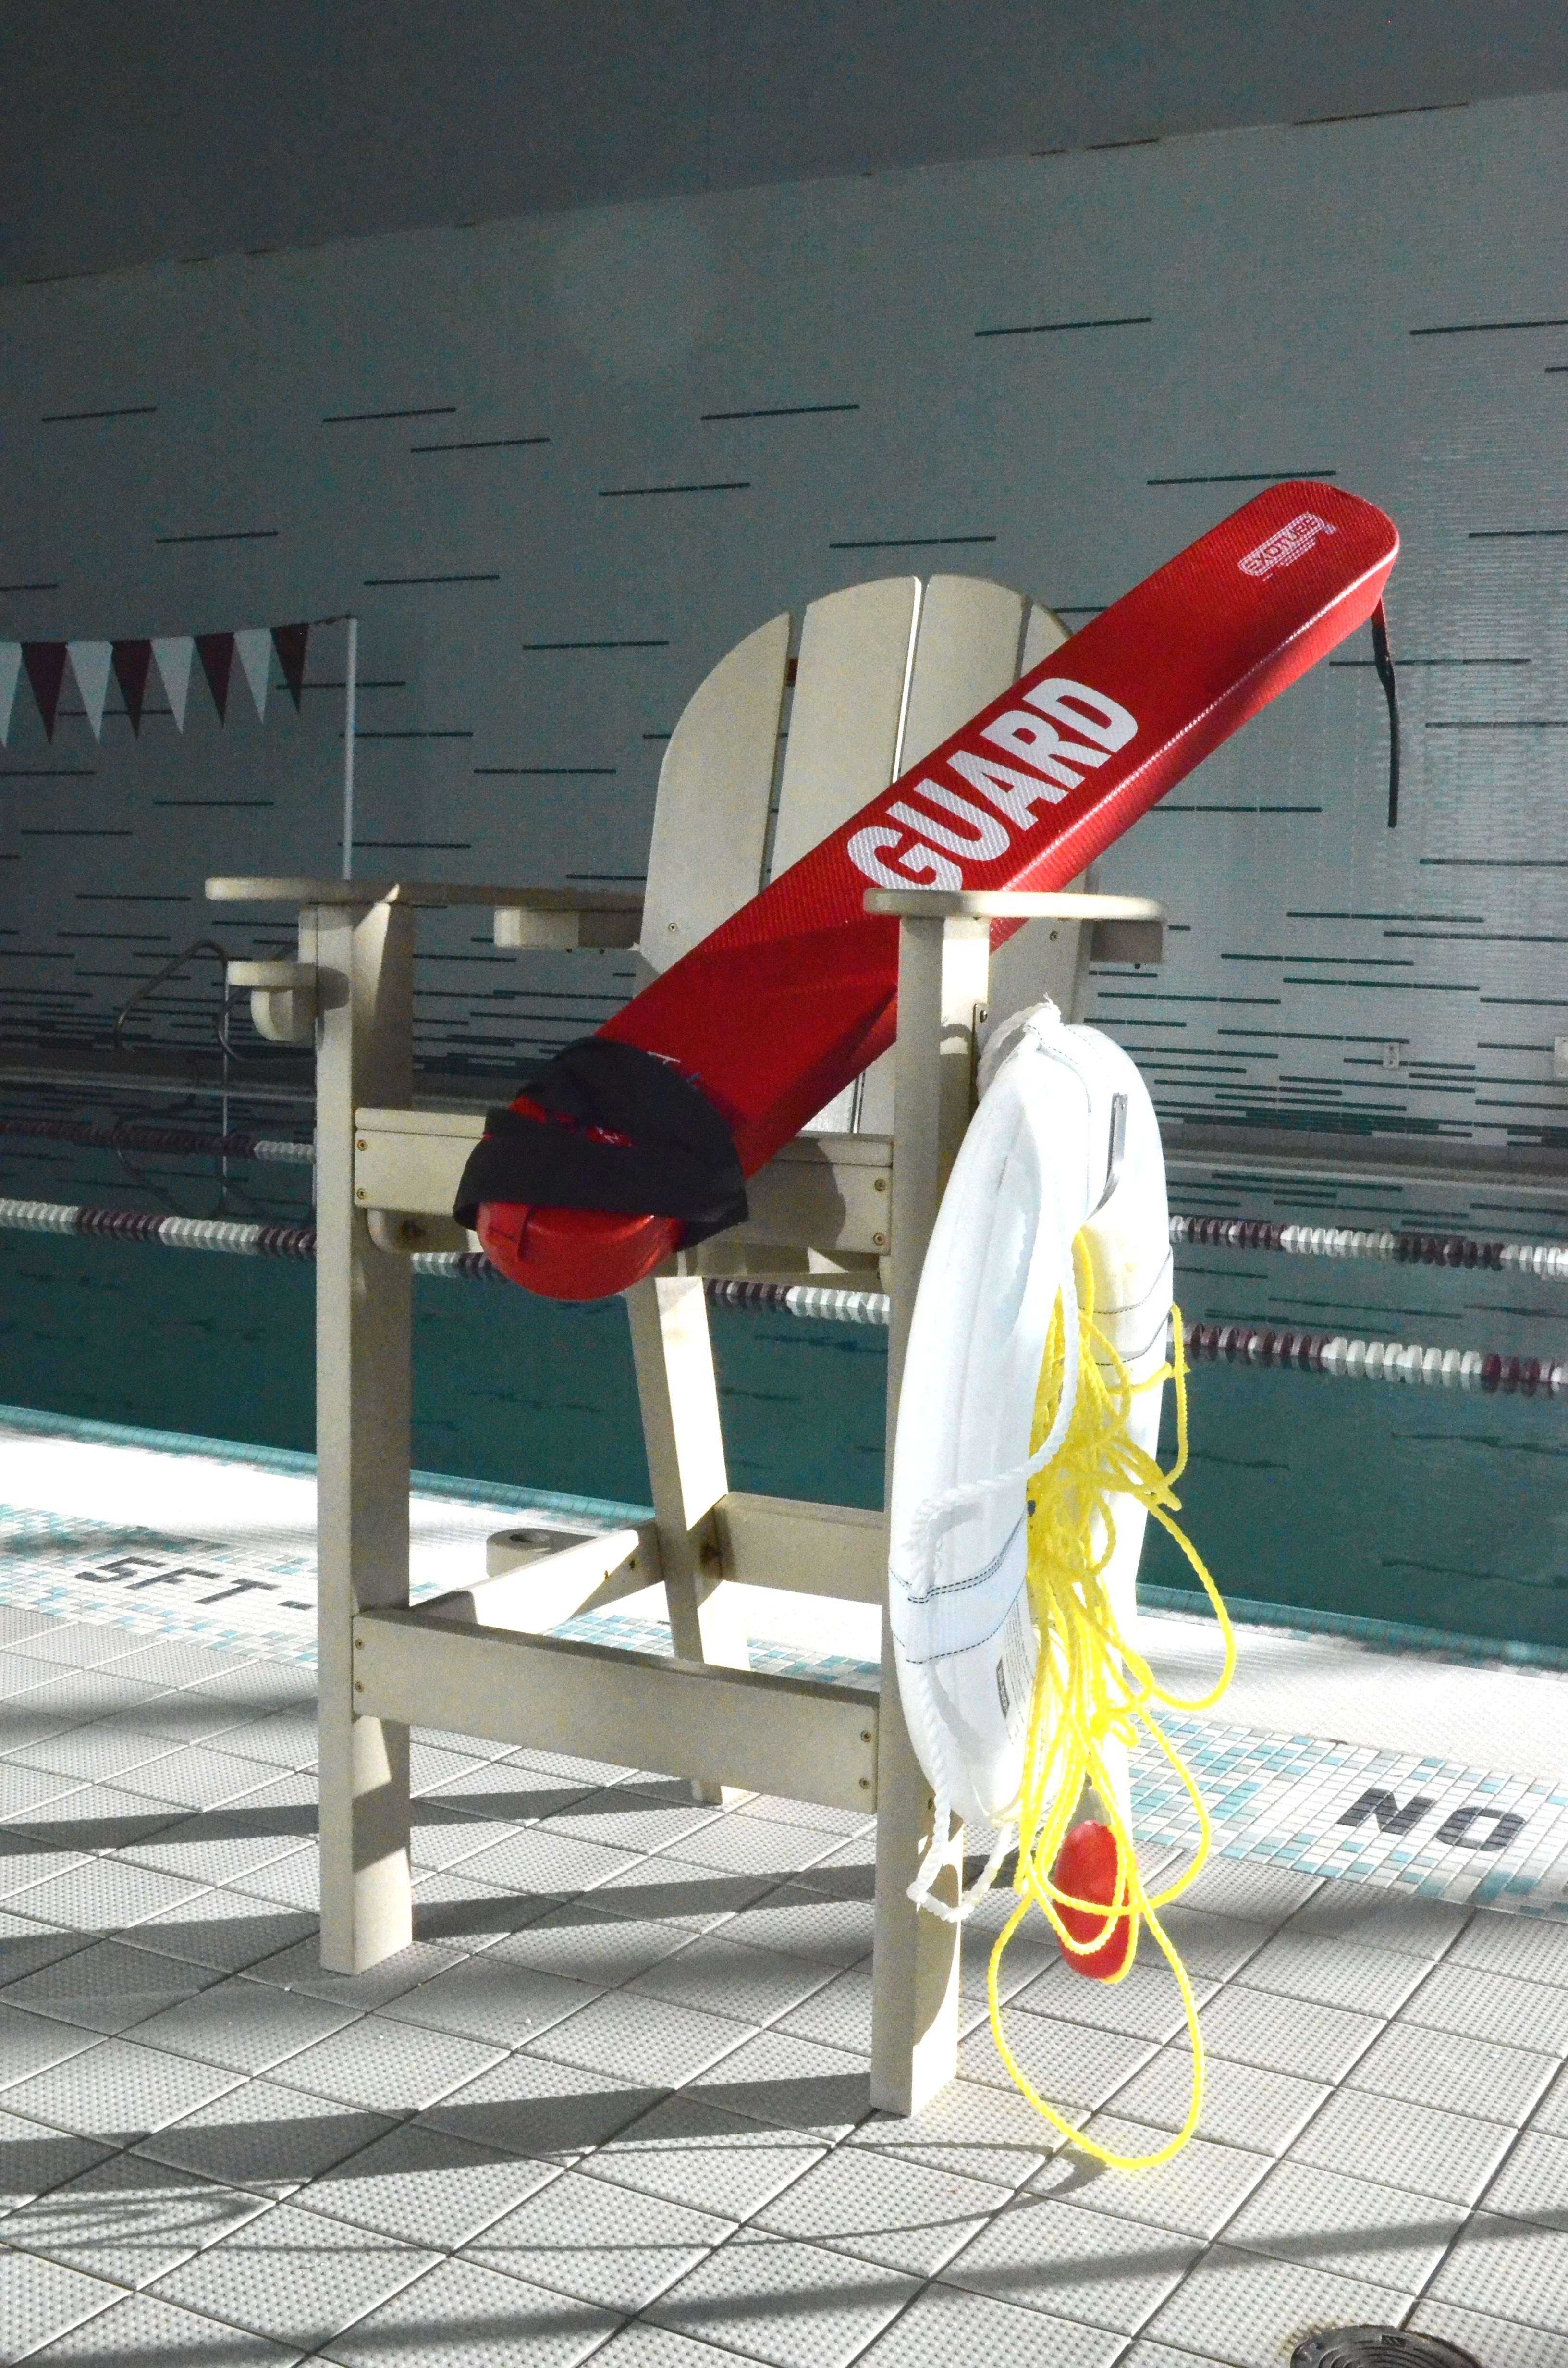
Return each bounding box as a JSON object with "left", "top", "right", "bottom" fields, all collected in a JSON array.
[{"left": 5, "top": 90, "right": 1568, "bottom": 1134}]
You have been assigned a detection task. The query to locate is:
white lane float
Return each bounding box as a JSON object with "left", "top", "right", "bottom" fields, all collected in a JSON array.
[{"left": 887, "top": 998, "right": 1235, "bottom": 2166}]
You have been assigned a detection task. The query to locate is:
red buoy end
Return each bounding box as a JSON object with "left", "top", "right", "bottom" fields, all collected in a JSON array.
[
  {"left": 476, "top": 1201, "right": 681, "bottom": 1302},
  {"left": 1052, "top": 1819, "right": 1138, "bottom": 1980}
]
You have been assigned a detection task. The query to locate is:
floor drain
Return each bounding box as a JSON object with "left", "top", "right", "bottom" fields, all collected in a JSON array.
[{"left": 1292, "top": 2333, "right": 1482, "bottom": 2368}]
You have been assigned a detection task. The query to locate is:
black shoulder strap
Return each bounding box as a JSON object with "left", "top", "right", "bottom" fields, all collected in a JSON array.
[
  {"left": 453, "top": 1036, "right": 747, "bottom": 1247},
  {"left": 1372, "top": 598, "right": 1401, "bottom": 829}
]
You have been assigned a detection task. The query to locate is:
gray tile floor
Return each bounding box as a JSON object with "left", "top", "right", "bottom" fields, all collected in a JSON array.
[{"left": 2, "top": 1599, "right": 1567, "bottom": 2368}]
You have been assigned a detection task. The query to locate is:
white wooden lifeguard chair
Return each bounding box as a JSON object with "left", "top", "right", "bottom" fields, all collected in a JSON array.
[{"left": 209, "top": 573, "right": 1162, "bottom": 2116}]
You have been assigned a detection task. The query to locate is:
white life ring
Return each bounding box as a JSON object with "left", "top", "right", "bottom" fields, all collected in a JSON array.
[{"left": 887, "top": 999, "right": 1171, "bottom": 1909}]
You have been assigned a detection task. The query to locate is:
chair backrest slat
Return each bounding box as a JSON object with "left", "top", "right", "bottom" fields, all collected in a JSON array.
[
  {"left": 768, "top": 577, "right": 921, "bottom": 882},
  {"left": 846, "top": 575, "right": 1043, "bottom": 1134},
  {"left": 898, "top": 576, "right": 1028, "bottom": 771},
  {"left": 640, "top": 609, "right": 790, "bottom": 974},
  {"left": 1020, "top": 598, "right": 1070, "bottom": 676}
]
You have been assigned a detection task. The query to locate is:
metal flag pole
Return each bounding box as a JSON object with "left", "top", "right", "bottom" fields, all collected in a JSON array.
[{"left": 341, "top": 614, "right": 358, "bottom": 880}]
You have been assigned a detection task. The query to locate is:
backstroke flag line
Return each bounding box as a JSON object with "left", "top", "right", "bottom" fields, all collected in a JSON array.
[{"left": 0, "top": 620, "right": 323, "bottom": 742}]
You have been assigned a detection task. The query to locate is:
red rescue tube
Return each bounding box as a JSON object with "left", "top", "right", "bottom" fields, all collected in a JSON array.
[{"left": 479, "top": 481, "right": 1397, "bottom": 1300}]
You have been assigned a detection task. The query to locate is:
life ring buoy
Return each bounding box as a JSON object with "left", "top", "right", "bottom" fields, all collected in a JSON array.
[
  {"left": 889, "top": 999, "right": 1237, "bottom": 2169},
  {"left": 888, "top": 999, "right": 1169, "bottom": 1860}
]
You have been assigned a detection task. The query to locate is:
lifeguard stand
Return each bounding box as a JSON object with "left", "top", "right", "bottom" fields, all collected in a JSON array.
[{"left": 210, "top": 571, "right": 1162, "bottom": 2114}]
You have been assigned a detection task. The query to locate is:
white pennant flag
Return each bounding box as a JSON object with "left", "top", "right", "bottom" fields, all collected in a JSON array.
[
  {"left": 68, "top": 641, "right": 113, "bottom": 740},
  {"left": 0, "top": 643, "right": 19, "bottom": 746},
  {"left": 233, "top": 627, "right": 272, "bottom": 721},
  {"left": 152, "top": 636, "right": 193, "bottom": 731}
]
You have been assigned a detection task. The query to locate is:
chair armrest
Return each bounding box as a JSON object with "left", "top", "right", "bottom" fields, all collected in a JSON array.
[
  {"left": 863, "top": 888, "right": 1162, "bottom": 923},
  {"left": 863, "top": 887, "right": 1164, "bottom": 967},
  {"left": 207, "top": 876, "right": 642, "bottom": 950},
  {"left": 492, "top": 889, "right": 643, "bottom": 951}
]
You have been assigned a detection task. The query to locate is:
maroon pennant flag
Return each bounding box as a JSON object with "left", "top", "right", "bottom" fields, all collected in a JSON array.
[
  {"left": 22, "top": 642, "right": 68, "bottom": 740},
  {"left": 111, "top": 640, "right": 153, "bottom": 734},
  {"left": 196, "top": 631, "right": 235, "bottom": 722},
  {"left": 270, "top": 621, "right": 309, "bottom": 711}
]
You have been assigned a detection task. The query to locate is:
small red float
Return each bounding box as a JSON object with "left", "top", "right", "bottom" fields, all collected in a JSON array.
[{"left": 1052, "top": 1818, "right": 1138, "bottom": 1981}]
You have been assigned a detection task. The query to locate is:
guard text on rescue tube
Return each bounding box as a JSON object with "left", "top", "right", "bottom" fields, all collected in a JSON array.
[{"left": 846, "top": 675, "right": 1137, "bottom": 894}]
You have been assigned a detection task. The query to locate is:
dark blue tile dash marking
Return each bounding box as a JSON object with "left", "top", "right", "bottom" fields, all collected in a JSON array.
[
  {"left": 355, "top": 839, "right": 472, "bottom": 851},
  {"left": 829, "top": 534, "right": 996, "bottom": 549},
  {"left": 1148, "top": 471, "right": 1336, "bottom": 487},
  {"left": 353, "top": 730, "right": 474, "bottom": 740},
  {"left": 975, "top": 315, "right": 1152, "bottom": 338},
  {"left": 519, "top": 640, "right": 670, "bottom": 652},
  {"left": 599, "top": 481, "right": 750, "bottom": 498},
  {"left": 1387, "top": 928, "right": 1568, "bottom": 943},
  {"left": 1297, "top": 100, "right": 1468, "bottom": 127},
  {"left": 701, "top": 403, "right": 859, "bottom": 421},
  {"left": 0, "top": 768, "right": 97, "bottom": 779},
  {"left": 1412, "top": 316, "right": 1568, "bottom": 336},
  {"left": 42, "top": 405, "right": 156, "bottom": 423},
  {"left": 1330, "top": 655, "right": 1529, "bottom": 668},
  {"left": 364, "top": 571, "right": 500, "bottom": 586},
  {"left": 1468, "top": 529, "right": 1568, "bottom": 540},
  {"left": 474, "top": 766, "right": 615, "bottom": 776},
  {"left": 151, "top": 799, "right": 275, "bottom": 809},
  {"left": 1280, "top": 976, "right": 1480, "bottom": 992},
  {"left": 154, "top": 529, "right": 280, "bottom": 545},
  {"left": 324, "top": 404, "right": 457, "bottom": 423},
  {"left": 412, "top": 436, "right": 550, "bottom": 454},
  {"left": 0, "top": 581, "right": 61, "bottom": 592},
  {"left": 20, "top": 827, "right": 131, "bottom": 837},
  {"left": 1286, "top": 909, "right": 1484, "bottom": 921},
  {"left": 1426, "top": 718, "right": 1568, "bottom": 729}
]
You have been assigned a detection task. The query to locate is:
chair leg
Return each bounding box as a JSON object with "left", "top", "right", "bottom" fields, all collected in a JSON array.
[
  {"left": 870, "top": 1640, "right": 961, "bottom": 2114},
  {"left": 315, "top": 900, "right": 414, "bottom": 1974},
  {"left": 868, "top": 907, "right": 992, "bottom": 2115},
  {"left": 625, "top": 1275, "right": 748, "bottom": 1801}
]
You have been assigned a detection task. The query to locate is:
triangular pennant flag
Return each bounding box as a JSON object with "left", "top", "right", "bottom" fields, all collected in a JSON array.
[
  {"left": 271, "top": 621, "right": 308, "bottom": 710},
  {"left": 22, "top": 643, "right": 68, "bottom": 740},
  {"left": 152, "top": 636, "right": 193, "bottom": 731},
  {"left": 0, "top": 644, "right": 19, "bottom": 746},
  {"left": 233, "top": 627, "right": 271, "bottom": 721},
  {"left": 196, "top": 631, "right": 234, "bottom": 722},
  {"left": 111, "top": 640, "right": 153, "bottom": 734},
  {"left": 68, "top": 641, "right": 113, "bottom": 740}
]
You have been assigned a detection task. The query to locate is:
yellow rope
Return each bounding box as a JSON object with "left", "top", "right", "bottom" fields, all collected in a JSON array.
[{"left": 985, "top": 1233, "right": 1235, "bottom": 2169}]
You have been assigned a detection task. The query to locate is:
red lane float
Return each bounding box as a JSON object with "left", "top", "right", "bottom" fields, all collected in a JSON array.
[{"left": 477, "top": 481, "right": 1398, "bottom": 1301}]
